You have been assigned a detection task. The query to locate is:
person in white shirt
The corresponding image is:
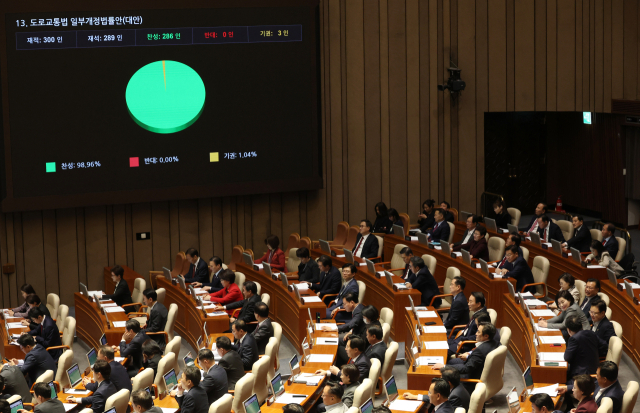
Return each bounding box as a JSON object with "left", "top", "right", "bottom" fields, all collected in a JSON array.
[
  {"left": 352, "top": 220, "right": 379, "bottom": 259},
  {"left": 426, "top": 378, "right": 455, "bottom": 413},
  {"left": 453, "top": 216, "right": 478, "bottom": 247},
  {"left": 320, "top": 382, "right": 349, "bottom": 413}
]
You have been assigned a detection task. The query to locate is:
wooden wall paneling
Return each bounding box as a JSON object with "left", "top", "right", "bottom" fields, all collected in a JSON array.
[
  {"left": 105, "top": 205, "right": 115, "bottom": 266},
  {"left": 236, "top": 197, "right": 246, "bottom": 248},
  {"left": 168, "top": 200, "right": 180, "bottom": 256},
  {"left": 387, "top": 0, "right": 408, "bottom": 213},
  {"left": 451, "top": 0, "right": 460, "bottom": 209},
  {"left": 418, "top": 0, "right": 431, "bottom": 203},
  {"left": 535, "top": 0, "right": 547, "bottom": 111},
  {"left": 582, "top": 0, "right": 590, "bottom": 110},
  {"left": 178, "top": 199, "right": 199, "bottom": 251},
  {"left": 456, "top": 0, "right": 476, "bottom": 212},
  {"left": 282, "top": 193, "right": 300, "bottom": 242},
  {"left": 84, "top": 207, "right": 108, "bottom": 290},
  {"left": 221, "top": 197, "right": 233, "bottom": 262},
  {"left": 229, "top": 197, "right": 238, "bottom": 249},
  {"left": 546, "top": 0, "right": 557, "bottom": 111},
  {"left": 594, "top": 0, "right": 604, "bottom": 112},
  {"left": 611, "top": 0, "right": 623, "bottom": 99},
  {"left": 112, "top": 205, "right": 128, "bottom": 266},
  {"left": 406, "top": 0, "right": 421, "bottom": 219},
  {"left": 429, "top": 0, "right": 439, "bottom": 198},
  {"left": 131, "top": 203, "right": 152, "bottom": 279},
  {"left": 442, "top": 0, "right": 451, "bottom": 203},
  {"left": 345, "top": 0, "right": 367, "bottom": 223},
  {"left": 363, "top": 0, "right": 383, "bottom": 219},
  {"left": 475, "top": 0, "right": 488, "bottom": 213},
  {"left": 603, "top": 0, "right": 612, "bottom": 112},
  {"left": 0, "top": 212, "right": 9, "bottom": 306},
  {"left": 150, "top": 201, "right": 171, "bottom": 272},
  {"left": 124, "top": 205, "right": 134, "bottom": 267},
  {"left": 251, "top": 195, "right": 270, "bottom": 259},
  {"left": 556, "top": 0, "right": 576, "bottom": 111},
  {"left": 210, "top": 198, "right": 224, "bottom": 258},
  {"left": 575, "top": 0, "right": 583, "bottom": 110},
  {"left": 269, "top": 194, "right": 282, "bottom": 242},
  {"left": 5, "top": 214, "right": 18, "bottom": 307},
  {"left": 242, "top": 196, "right": 253, "bottom": 250},
  {"left": 329, "top": 0, "right": 344, "bottom": 229},
  {"left": 75, "top": 208, "right": 87, "bottom": 287},
  {"left": 505, "top": 0, "right": 515, "bottom": 111},
  {"left": 55, "top": 208, "right": 79, "bottom": 306},
  {"left": 12, "top": 214, "right": 24, "bottom": 303},
  {"left": 379, "top": 0, "right": 390, "bottom": 205},
  {"left": 340, "top": 0, "right": 349, "bottom": 222},
  {"left": 21, "top": 212, "right": 45, "bottom": 300},
  {"left": 589, "top": 0, "right": 595, "bottom": 111},
  {"left": 514, "top": 0, "right": 535, "bottom": 111},
  {"left": 298, "top": 194, "right": 308, "bottom": 237},
  {"left": 42, "top": 210, "right": 59, "bottom": 298},
  {"left": 197, "top": 199, "right": 213, "bottom": 260},
  {"left": 487, "top": 0, "right": 507, "bottom": 112}
]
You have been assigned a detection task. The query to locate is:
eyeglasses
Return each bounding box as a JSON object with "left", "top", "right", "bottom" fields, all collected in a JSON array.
[{"left": 589, "top": 311, "right": 602, "bottom": 316}]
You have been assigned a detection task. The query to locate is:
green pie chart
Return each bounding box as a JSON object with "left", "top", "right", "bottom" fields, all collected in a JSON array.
[{"left": 126, "top": 60, "right": 206, "bottom": 134}]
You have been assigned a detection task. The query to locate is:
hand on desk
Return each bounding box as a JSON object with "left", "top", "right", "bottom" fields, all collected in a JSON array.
[
  {"left": 66, "top": 397, "right": 79, "bottom": 403},
  {"left": 202, "top": 286, "right": 211, "bottom": 291},
  {"left": 538, "top": 319, "right": 548, "bottom": 328},
  {"left": 7, "top": 310, "right": 13, "bottom": 316},
  {"left": 405, "top": 283, "right": 412, "bottom": 289},
  {"left": 495, "top": 268, "right": 507, "bottom": 276},
  {"left": 213, "top": 305, "right": 224, "bottom": 311},
  {"left": 82, "top": 376, "right": 93, "bottom": 385},
  {"left": 315, "top": 366, "right": 339, "bottom": 376},
  {"left": 20, "top": 320, "right": 30, "bottom": 326},
  {"left": 403, "top": 393, "right": 419, "bottom": 400},
  {"left": 192, "top": 282, "right": 202, "bottom": 288},
  {"left": 431, "top": 363, "right": 444, "bottom": 370}
]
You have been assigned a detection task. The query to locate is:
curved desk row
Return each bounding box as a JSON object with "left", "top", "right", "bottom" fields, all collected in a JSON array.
[{"left": 75, "top": 293, "right": 128, "bottom": 351}]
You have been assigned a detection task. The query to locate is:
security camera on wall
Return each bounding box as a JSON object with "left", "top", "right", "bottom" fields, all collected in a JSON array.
[{"left": 438, "top": 67, "right": 466, "bottom": 96}]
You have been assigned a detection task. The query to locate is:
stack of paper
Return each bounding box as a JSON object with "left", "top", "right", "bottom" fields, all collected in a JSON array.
[
  {"left": 521, "top": 292, "right": 534, "bottom": 298},
  {"left": 66, "top": 389, "right": 91, "bottom": 395},
  {"left": 255, "top": 263, "right": 264, "bottom": 269},
  {"left": 207, "top": 311, "right": 228, "bottom": 317},
  {"left": 619, "top": 282, "right": 640, "bottom": 289},
  {"left": 88, "top": 290, "right": 105, "bottom": 297},
  {"left": 409, "top": 236, "right": 418, "bottom": 241},
  {"left": 63, "top": 403, "right": 77, "bottom": 412},
  {"left": 275, "top": 393, "right": 308, "bottom": 404},
  {"left": 539, "top": 352, "right": 565, "bottom": 362},
  {"left": 530, "top": 384, "right": 559, "bottom": 397},
  {"left": 434, "top": 246, "right": 442, "bottom": 250},
  {"left": 112, "top": 321, "right": 127, "bottom": 328},
  {"left": 530, "top": 309, "right": 555, "bottom": 317},
  {"left": 539, "top": 336, "right": 565, "bottom": 344},
  {"left": 7, "top": 322, "right": 24, "bottom": 329},
  {"left": 416, "top": 311, "right": 438, "bottom": 318},
  {"left": 307, "top": 354, "right": 334, "bottom": 363},
  {"left": 536, "top": 324, "right": 560, "bottom": 332},
  {"left": 394, "top": 283, "right": 408, "bottom": 290},
  {"left": 543, "top": 243, "right": 552, "bottom": 247},
  {"left": 423, "top": 326, "right": 447, "bottom": 334},
  {"left": 294, "top": 283, "right": 309, "bottom": 291},
  {"left": 416, "top": 356, "right": 444, "bottom": 365},
  {"left": 315, "top": 323, "right": 338, "bottom": 331},
  {"left": 295, "top": 373, "right": 324, "bottom": 385},
  {"left": 423, "top": 341, "right": 449, "bottom": 350},
  {"left": 114, "top": 357, "right": 125, "bottom": 362},
  {"left": 500, "top": 229, "right": 510, "bottom": 233},
  {"left": 587, "top": 265, "right": 606, "bottom": 269},
  {"left": 104, "top": 307, "right": 125, "bottom": 313},
  {"left": 389, "top": 400, "right": 423, "bottom": 412},
  {"left": 101, "top": 303, "right": 118, "bottom": 307},
  {"left": 302, "top": 296, "right": 323, "bottom": 303},
  {"left": 524, "top": 299, "right": 548, "bottom": 307},
  {"left": 336, "top": 255, "right": 346, "bottom": 258},
  {"left": 359, "top": 262, "right": 367, "bottom": 266}
]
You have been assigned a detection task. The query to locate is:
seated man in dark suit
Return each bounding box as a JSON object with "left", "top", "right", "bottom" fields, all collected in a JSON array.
[
  {"left": 296, "top": 248, "right": 320, "bottom": 284},
  {"left": 525, "top": 202, "right": 548, "bottom": 234},
  {"left": 352, "top": 219, "right": 379, "bottom": 260},
  {"left": 183, "top": 248, "right": 209, "bottom": 285},
  {"left": 22, "top": 295, "right": 52, "bottom": 331},
  {"left": 405, "top": 256, "right": 440, "bottom": 307},
  {"left": 141, "top": 339, "right": 163, "bottom": 378},
  {"left": 196, "top": 349, "right": 228, "bottom": 404},
  {"left": 119, "top": 319, "right": 149, "bottom": 377},
  {"left": 192, "top": 256, "right": 224, "bottom": 293},
  {"left": 316, "top": 336, "right": 371, "bottom": 383},
  {"left": 558, "top": 361, "right": 624, "bottom": 413},
  {"left": 251, "top": 303, "right": 274, "bottom": 355},
  {"left": 232, "top": 320, "right": 259, "bottom": 371},
  {"left": 306, "top": 256, "right": 342, "bottom": 304},
  {"left": 433, "top": 323, "right": 500, "bottom": 381},
  {"left": 536, "top": 215, "right": 565, "bottom": 243},
  {"left": 26, "top": 307, "right": 62, "bottom": 361},
  {"left": 215, "top": 336, "right": 244, "bottom": 390},
  {"left": 364, "top": 325, "right": 387, "bottom": 366},
  {"left": 326, "top": 264, "right": 360, "bottom": 321},
  {"left": 0, "top": 364, "right": 31, "bottom": 402},
  {"left": 563, "top": 216, "right": 592, "bottom": 253},
  {"left": 84, "top": 346, "right": 132, "bottom": 393},
  {"left": 31, "top": 382, "right": 66, "bottom": 413},
  {"left": 601, "top": 223, "right": 619, "bottom": 257},
  {"left": 219, "top": 281, "right": 262, "bottom": 331},
  {"left": 131, "top": 389, "right": 164, "bottom": 413},
  {"left": 426, "top": 378, "right": 455, "bottom": 413},
  {"left": 580, "top": 279, "right": 601, "bottom": 323},
  {"left": 403, "top": 366, "right": 470, "bottom": 412},
  {"left": 443, "top": 277, "right": 470, "bottom": 333},
  {"left": 101, "top": 265, "right": 134, "bottom": 312},
  {"left": 564, "top": 315, "right": 599, "bottom": 382},
  {"left": 453, "top": 215, "right": 480, "bottom": 247},
  {"left": 172, "top": 366, "right": 209, "bottom": 413},
  {"left": 427, "top": 209, "right": 450, "bottom": 243},
  {"left": 440, "top": 201, "right": 455, "bottom": 223},
  {"left": 11, "top": 334, "right": 56, "bottom": 387},
  {"left": 335, "top": 305, "right": 378, "bottom": 367},
  {"left": 495, "top": 234, "right": 523, "bottom": 271},
  {"left": 66, "top": 360, "right": 117, "bottom": 413},
  {"left": 590, "top": 300, "right": 616, "bottom": 357},
  {"left": 448, "top": 292, "right": 487, "bottom": 357},
  {"left": 399, "top": 247, "right": 415, "bottom": 281},
  {"left": 140, "top": 289, "right": 168, "bottom": 350},
  {"left": 496, "top": 246, "right": 536, "bottom": 294}
]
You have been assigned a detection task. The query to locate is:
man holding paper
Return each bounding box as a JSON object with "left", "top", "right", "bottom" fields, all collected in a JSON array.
[
  {"left": 315, "top": 336, "right": 370, "bottom": 382},
  {"left": 326, "top": 264, "right": 359, "bottom": 321}
]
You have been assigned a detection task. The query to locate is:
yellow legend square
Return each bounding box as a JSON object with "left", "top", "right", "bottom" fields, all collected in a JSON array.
[{"left": 209, "top": 152, "right": 219, "bottom": 162}]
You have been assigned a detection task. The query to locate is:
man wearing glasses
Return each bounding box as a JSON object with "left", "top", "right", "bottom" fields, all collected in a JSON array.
[{"left": 589, "top": 300, "right": 616, "bottom": 357}]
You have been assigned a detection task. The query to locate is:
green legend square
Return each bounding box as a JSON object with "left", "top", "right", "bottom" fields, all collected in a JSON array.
[{"left": 45, "top": 162, "right": 56, "bottom": 173}]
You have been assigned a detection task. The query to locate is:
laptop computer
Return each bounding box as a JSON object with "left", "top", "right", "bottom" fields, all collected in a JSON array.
[
  {"left": 163, "top": 369, "right": 178, "bottom": 393},
  {"left": 292, "top": 284, "right": 302, "bottom": 303},
  {"left": 384, "top": 376, "right": 399, "bottom": 405},
  {"left": 86, "top": 348, "right": 97, "bottom": 369},
  {"left": 507, "top": 224, "right": 519, "bottom": 235},
  {"left": 162, "top": 267, "right": 172, "bottom": 279},
  {"left": 521, "top": 366, "right": 534, "bottom": 395},
  {"left": 342, "top": 248, "right": 354, "bottom": 264},
  {"left": 104, "top": 408, "right": 116, "bottom": 413},
  {"left": 506, "top": 280, "right": 516, "bottom": 301},
  {"left": 384, "top": 271, "right": 395, "bottom": 288},
  {"left": 550, "top": 239, "right": 563, "bottom": 254},
  {"left": 414, "top": 324, "right": 423, "bottom": 349},
  {"left": 47, "top": 381, "right": 57, "bottom": 399},
  {"left": 67, "top": 363, "right": 82, "bottom": 388},
  {"left": 624, "top": 281, "right": 635, "bottom": 299},
  {"left": 479, "top": 259, "right": 490, "bottom": 276},
  {"left": 570, "top": 247, "right": 582, "bottom": 264},
  {"left": 391, "top": 225, "right": 405, "bottom": 238},
  {"left": 484, "top": 218, "right": 497, "bottom": 233},
  {"left": 307, "top": 308, "right": 314, "bottom": 328},
  {"left": 506, "top": 387, "right": 520, "bottom": 413},
  {"left": 187, "top": 285, "right": 198, "bottom": 301},
  {"left": 319, "top": 240, "right": 332, "bottom": 254},
  {"left": 441, "top": 241, "right": 451, "bottom": 255},
  {"left": 459, "top": 211, "right": 472, "bottom": 223},
  {"left": 607, "top": 268, "right": 617, "bottom": 285},
  {"left": 99, "top": 334, "right": 107, "bottom": 346},
  {"left": 289, "top": 355, "right": 300, "bottom": 376},
  {"left": 176, "top": 276, "right": 186, "bottom": 291},
  {"left": 280, "top": 272, "right": 289, "bottom": 289},
  {"left": 203, "top": 322, "right": 209, "bottom": 347},
  {"left": 461, "top": 249, "right": 471, "bottom": 266},
  {"left": 530, "top": 231, "right": 542, "bottom": 246},
  {"left": 360, "top": 398, "right": 374, "bottom": 413},
  {"left": 196, "top": 335, "right": 204, "bottom": 349},
  {"left": 93, "top": 295, "right": 102, "bottom": 310},
  {"left": 183, "top": 352, "right": 195, "bottom": 368},
  {"left": 269, "top": 373, "right": 286, "bottom": 399},
  {"left": 79, "top": 282, "right": 89, "bottom": 298},
  {"left": 263, "top": 262, "right": 272, "bottom": 276},
  {"left": 417, "top": 233, "right": 429, "bottom": 246},
  {"left": 9, "top": 399, "right": 23, "bottom": 413},
  {"left": 365, "top": 259, "right": 376, "bottom": 274},
  {"left": 243, "top": 394, "right": 261, "bottom": 413},
  {"left": 243, "top": 252, "right": 254, "bottom": 266}
]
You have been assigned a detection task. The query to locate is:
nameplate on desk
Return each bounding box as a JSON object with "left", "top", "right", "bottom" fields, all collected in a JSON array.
[
  {"left": 405, "top": 236, "right": 418, "bottom": 242},
  {"left": 634, "top": 297, "right": 640, "bottom": 305},
  {"left": 393, "top": 284, "right": 408, "bottom": 292},
  {"left": 375, "top": 271, "right": 384, "bottom": 279},
  {"left": 562, "top": 252, "right": 570, "bottom": 258},
  {"left": 301, "top": 296, "right": 322, "bottom": 304},
  {"left": 541, "top": 244, "right": 549, "bottom": 250},
  {"left": 253, "top": 264, "right": 264, "bottom": 271}
]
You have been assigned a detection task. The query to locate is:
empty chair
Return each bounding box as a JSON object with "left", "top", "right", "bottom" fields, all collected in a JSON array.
[
  {"left": 521, "top": 246, "right": 529, "bottom": 263},
  {"left": 447, "top": 222, "right": 455, "bottom": 244},
  {"left": 616, "top": 237, "right": 626, "bottom": 261},
  {"left": 606, "top": 337, "right": 623, "bottom": 366},
  {"left": 60, "top": 317, "right": 76, "bottom": 350},
  {"left": 526, "top": 256, "right": 550, "bottom": 297},
  {"left": 331, "top": 222, "right": 350, "bottom": 246},
  {"left": 507, "top": 208, "right": 521, "bottom": 227},
  {"left": 382, "top": 323, "right": 390, "bottom": 345},
  {"left": 163, "top": 303, "right": 178, "bottom": 342},
  {"left": 597, "top": 292, "right": 610, "bottom": 306},
  {"left": 399, "top": 213, "right": 410, "bottom": 235},
  {"left": 612, "top": 321, "right": 623, "bottom": 337},
  {"left": 229, "top": 245, "right": 244, "bottom": 271},
  {"left": 105, "top": 389, "right": 130, "bottom": 413},
  {"left": 46, "top": 294, "right": 60, "bottom": 320},
  {"left": 352, "top": 379, "right": 373, "bottom": 408},
  {"left": 556, "top": 220, "right": 574, "bottom": 242},
  {"left": 367, "top": 359, "right": 381, "bottom": 401},
  {"left": 487, "top": 309, "right": 498, "bottom": 325},
  {"left": 596, "top": 397, "right": 613, "bottom": 413},
  {"left": 234, "top": 272, "right": 246, "bottom": 288},
  {"left": 261, "top": 293, "right": 271, "bottom": 308},
  {"left": 591, "top": 229, "right": 603, "bottom": 242},
  {"left": 263, "top": 337, "right": 278, "bottom": 381},
  {"left": 131, "top": 368, "right": 155, "bottom": 401},
  {"left": 356, "top": 281, "right": 367, "bottom": 304},
  {"left": 499, "top": 327, "right": 512, "bottom": 347},
  {"left": 422, "top": 254, "right": 437, "bottom": 276},
  {"left": 343, "top": 226, "right": 360, "bottom": 251},
  {"left": 154, "top": 352, "right": 176, "bottom": 394},
  {"left": 286, "top": 248, "right": 300, "bottom": 272},
  {"left": 466, "top": 382, "right": 487, "bottom": 413},
  {"left": 284, "top": 233, "right": 300, "bottom": 263},
  {"left": 209, "top": 394, "right": 233, "bottom": 413},
  {"left": 252, "top": 356, "right": 271, "bottom": 404},
  {"left": 231, "top": 373, "right": 255, "bottom": 413},
  {"left": 272, "top": 322, "right": 282, "bottom": 372},
  {"left": 55, "top": 349, "right": 75, "bottom": 389},
  {"left": 380, "top": 307, "right": 394, "bottom": 329},
  {"left": 122, "top": 278, "right": 146, "bottom": 312},
  {"left": 156, "top": 288, "right": 166, "bottom": 305},
  {"left": 164, "top": 336, "right": 181, "bottom": 374},
  {"left": 622, "top": 381, "right": 639, "bottom": 413},
  {"left": 56, "top": 304, "right": 69, "bottom": 332},
  {"left": 380, "top": 342, "right": 399, "bottom": 384},
  {"left": 470, "top": 345, "right": 507, "bottom": 401},
  {"left": 487, "top": 237, "right": 505, "bottom": 262}
]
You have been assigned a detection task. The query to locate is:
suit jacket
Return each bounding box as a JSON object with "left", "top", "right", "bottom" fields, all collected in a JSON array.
[
  {"left": 143, "top": 302, "right": 168, "bottom": 347},
  {"left": 574, "top": 397, "right": 597, "bottom": 413},
  {"left": 453, "top": 228, "right": 476, "bottom": 247},
  {"left": 176, "top": 385, "right": 209, "bottom": 413},
  {"left": 418, "top": 212, "right": 436, "bottom": 233},
  {"left": 411, "top": 266, "right": 440, "bottom": 307},
  {"left": 338, "top": 304, "right": 364, "bottom": 334},
  {"left": 505, "top": 256, "right": 535, "bottom": 294},
  {"left": 120, "top": 331, "right": 149, "bottom": 372},
  {"left": 310, "top": 266, "right": 342, "bottom": 299},
  {"left": 255, "top": 249, "right": 286, "bottom": 271},
  {"left": 372, "top": 216, "right": 393, "bottom": 234},
  {"left": 444, "top": 294, "right": 470, "bottom": 331},
  {"left": 443, "top": 211, "right": 454, "bottom": 223},
  {"left": 350, "top": 353, "right": 371, "bottom": 382},
  {"left": 28, "top": 316, "right": 62, "bottom": 361},
  {"left": 593, "top": 316, "right": 616, "bottom": 357},
  {"left": 402, "top": 263, "right": 415, "bottom": 282},
  {"left": 428, "top": 221, "right": 450, "bottom": 243},
  {"left": 449, "top": 308, "right": 489, "bottom": 354},
  {"left": 86, "top": 360, "right": 132, "bottom": 393},
  {"left": 567, "top": 225, "right": 592, "bottom": 253},
  {"left": 564, "top": 330, "right": 600, "bottom": 380},
  {"left": 226, "top": 294, "right": 261, "bottom": 326},
  {"left": 364, "top": 341, "right": 386, "bottom": 366},
  {"left": 342, "top": 382, "right": 360, "bottom": 408},
  {"left": 525, "top": 215, "right": 542, "bottom": 233},
  {"left": 234, "top": 333, "right": 259, "bottom": 370},
  {"left": 495, "top": 211, "right": 512, "bottom": 229},
  {"left": 219, "top": 350, "right": 245, "bottom": 390},
  {"left": 34, "top": 398, "right": 65, "bottom": 413},
  {"left": 102, "top": 279, "right": 133, "bottom": 310},
  {"left": 146, "top": 408, "right": 164, "bottom": 413},
  {"left": 579, "top": 295, "right": 598, "bottom": 323},
  {"left": 209, "top": 283, "right": 243, "bottom": 307},
  {"left": 200, "top": 365, "right": 228, "bottom": 405},
  {"left": 28, "top": 303, "right": 52, "bottom": 331},
  {"left": 331, "top": 279, "right": 360, "bottom": 309},
  {"left": 537, "top": 222, "right": 565, "bottom": 243},
  {"left": 143, "top": 353, "right": 162, "bottom": 378},
  {"left": 0, "top": 365, "right": 31, "bottom": 402},
  {"left": 298, "top": 259, "right": 321, "bottom": 284},
  {"left": 449, "top": 339, "right": 500, "bottom": 379},
  {"left": 547, "top": 304, "right": 591, "bottom": 331},
  {"left": 449, "top": 384, "right": 471, "bottom": 412},
  {"left": 602, "top": 236, "right": 619, "bottom": 258},
  {"left": 496, "top": 247, "right": 523, "bottom": 271},
  {"left": 80, "top": 380, "right": 117, "bottom": 413},
  {"left": 203, "top": 269, "right": 224, "bottom": 293},
  {"left": 251, "top": 318, "right": 274, "bottom": 354},
  {"left": 20, "top": 344, "right": 57, "bottom": 386},
  {"left": 594, "top": 380, "right": 624, "bottom": 413},
  {"left": 352, "top": 234, "right": 379, "bottom": 259},
  {"left": 434, "top": 401, "right": 455, "bottom": 413},
  {"left": 185, "top": 258, "right": 209, "bottom": 284},
  {"left": 454, "top": 238, "right": 489, "bottom": 262}
]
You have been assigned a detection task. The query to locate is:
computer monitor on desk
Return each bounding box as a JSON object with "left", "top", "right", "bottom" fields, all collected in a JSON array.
[
  {"left": 79, "top": 282, "right": 89, "bottom": 299},
  {"left": 550, "top": 239, "right": 563, "bottom": 254},
  {"left": 521, "top": 366, "right": 534, "bottom": 395},
  {"left": 624, "top": 280, "right": 635, "bottom": 300},
  {"left": 263, "top": 262, "right": 272, "bottom": 276},
  {"left": 461, "top": 249, "right": 471, "bottom": 266},
  {"left": 342, "top": 248, "right": 354, "bottom": 264},
  {"left": 176, "top": 276, "right": 186, "bottom": 291},
  {"left": 383, "top": 271, "right": 394, "bottom": 288},
  {"left": 289, "top": 355, "right": 300, "bottom": 378},
  {"left": 86, "top": 348, "right": 97, "bottom": 368},
  {"left": 365, "top": 259, "right": 376, "bottom": 274},
  {"left": 319, "top": 239, "right": 332, "bottom": 255},
  {"left": 484, "top": 217, "right": 497, "bottom": 233},
  {"left": 479, "top": 259, "right": 490, "bottom": 276},
  {"left": 162, "top": 267, "right": 172, "bottom": 279},
  {"left": 99, "top": 334, "right": 107, "bottom": 346},
  {"left": 67, "top": 363, "right": 82, "bottom": 388},
  {"left": 9, "top": 399, "right": 23, "bottom": 413},
  {"left": 508, "top": 224, "right": 519, "bottom": 235},
  {"left": 530, "top": 231, "right": 541, "bottom": 246},
  {"left": 417, "top": 233, "right": 429, "bottom": 246},
  {"left": 392, "top": 225, "right": 405, "bottom": 238},
  {"left": 243, "top": 394, "right": 261, "bottom": 413},
  {"left": 242, "top": 253, "right": 253, "bottom": 266},
  {"left": 441, "top": 241, "right": 451, "bottom": 255},
  {"left": 459, "top": 211, "right": 472, "bottom": 223},
  {"left": 280, "top": 272, "right": 289, "bottom": 289},
  {"left": 163, "top": 369, "right": 178, "bottom": 393},
  {"left": 607, "top": 268, "right": 617, "bottom": 286},
  {"left": 360, "top": 398, "right": 374, "bottom": 413},
  {"left": 47, "top": 381, "right": 57, "bottom": 399},
  {"left": 506, "top": 280, "right": 516, "bottom": 301},
  {"left": 506, "top": 387, "right": 520, "bottom": 413},
  {"left": 570, "top": 247, "right": 582, "bottom": 265},
  {"left": 384, "top": 376, "right": 399, "bottom": 405}
]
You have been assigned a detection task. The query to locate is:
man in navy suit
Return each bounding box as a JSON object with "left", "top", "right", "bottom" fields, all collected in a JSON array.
[
  {"left": 192, "top": 256, "right": 224, "bottom": 293},
  {"left": 405, "top": 256, "right": 440, "bottom": 307},
  {"left": 140, "top": 289, "right": 168, "bottom": 349},
  {"left": 66, "top": 360, "right": 117, "bottom": 413},
  {"left": 427, "top": 209, "right": 450, "bottom": 242},
  {"left": 173, "top": 366, "right": 209, "bottom": 413},
  {"left": 231, "top": 320, "right": 259, "bottom": 371},
  {"left": 558, "top": 361, "right": 624, "bottom": 413},
  {"left": 184, "top": 248, "right": 209, "bottom": 284},
  {"left": 83, "top": 346, "right": 132, "bottom": 392},
  {"left": 524, "top": 202, "right": 548, "bottom": 234},
  {"left": 590, "top": 300, "right": 617, "bottom": 357},
  {"left": 444, "top": 277, "right": 470, "bottom": 333},
  {"left": 448, "top": 292, "right": 487, "bottom": 357},
  {"left": 332, "top": 295, "right": 367, "bottom": 366},
  {"left": 119, "top": 319, "right": 149, "bottom": 377},
  {"left": 536, "top": 215, "right": 565, "bottom": 243},
  {"left": 563, "top": 315, "right": 599, "bottom": 382},
  {"left": 326, "top": 264, "right": 360, "bottom": 321},
  {"left": 426, "top": 378, "right": 455, "bottom": 413},
  {"left": 196, "top": 349, "right": 228, "bottom": 404},
  {"left": 496, "top": 234, "right": 523, "bottom": 271},
  {"left": 11, "top": 334, "right": 56, "bottom": 387},
  {"left": 563, "top": 216, "right": 592, "bottom": 253},
  {"left": 26, "top": 307, "right": 62, "bottom": 361},
  {"left": 498, "top": 246, "right": 535, "bottom": 294},
  {"left": 352, "top": 219, "right": 379, "bottom": 259},
  {"left": 307, "top": 256, "right": 342, "bottom": 304},
  {"left": 316, "top": 336, "right": 371, "bottom": 383},
  {"left": 601, "top": 223, "right": 619, "bottom": 257},
  {"left": 403, "top": 367, "right": 470, "bottom": 412},
  {"left": 399, "top": 247, "right": 415, "bottom": 281},
  {"left": 579, "top": 279, "right": 601, "bottom": 323}
]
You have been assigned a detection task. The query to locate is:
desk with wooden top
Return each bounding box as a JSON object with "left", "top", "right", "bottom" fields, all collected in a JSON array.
[
  {"left": 2, "top": 312, "right": 32, "bottom": 359},
  {"left": 404, "top": 308, "right": 447, "bottom": 390},
  {"left": 308, "top": 248, "right": 422, "bottom": 343},
  {"left": 601, "top": 279, "right": 640, "bottom": 374},
  {"left": 75, "top": 293, "right": 129, "bottom": 351}
]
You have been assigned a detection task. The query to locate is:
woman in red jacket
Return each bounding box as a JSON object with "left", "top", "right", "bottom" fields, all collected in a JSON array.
[
  {"left": 254, "top": 235, "right": 285, "bottom": 271},
  {"left": 205, "top": 270, "right": 242, "bottom": 315},
  {"left": 571, "top": 374, "right": 597, "bottom": 413}
]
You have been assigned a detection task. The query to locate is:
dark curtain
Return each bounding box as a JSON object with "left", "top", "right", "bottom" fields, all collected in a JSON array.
[{"left": 626, "top": 127, "right": 640, "bottom": 200}]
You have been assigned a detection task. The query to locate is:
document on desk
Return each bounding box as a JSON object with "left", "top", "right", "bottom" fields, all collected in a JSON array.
[
  {"left": 500, "top": 229, "right": 510, "bottom": 233},
  {"left": 275, "top": 393, "right": 309, "bottom": 404},
  {"left": 530, "top": 384, "right": 560, "bottom": 397},
  {"left": 103, "top": 307, "right": 125, "bottom": 313},
  {"left": 524, "top": 299, "right": 548, "bottom": 307},
  {"left": 101, "top": 303, "right": 118, "bottom": 307},
  {"left": 452, "top": 252, "right": 462, "bottom": 257},
  {"left": 530, "top": 309, "right": 555, "bottom": 317},
  {"left": 66, "top": 389, "right": 91, "bottom": 395},
  {"left": 254, "top": 263, "right": 264, "bottom": 269},
  {"left": 535, "top": 324, "right": 560, "bottom": 332},
  {"left": 539, "top": 336, "right": 565, "bottom": 344},
  {"left": 619, "top": 282, "right": 640, "bottom": 289},
  {"left": 394, "top": 283, "right": 408, "bottom": 290},
  {"left": 389, "top": 400, "right": 423, "bottom": 411},
  {"left": 336, "top": 255, "right": 346, "bottom": 258},
  {"left": 315, "top": 323, "right": 338, "bottom": 331},
  {"left": 307, "top": 354, "right": 334, "bottom": 363},
  {"left": 207, "top": 312, "right": 228, "bottom": 317},
  {"left": 293, "top": 283, "right": 309, "bottom": 291},
  {"left": 416, "top": 356, "right": 444, "bottom": 366},
  {"left": 296, "top": 373, "right": 324, "bottom": 385},
  {"left": 422, "top": 341, "right": 449, "bottom": 350},
  {"left": 434, "top": 246, "right": 442, "bottom": 250},
  {"left": 63, "top": 403, "right": 77, "bottom": 412},
  {"left": 521, "top": 292, "right": 534, "bottom": 298},
  {"left": 539, "top": 352, "right": 565, "bottom": 362},
  {"left": 7, "top": 322, "right": 24, "bottom": 329},
  {"left": 543, "top": 243, "right": 552, "bottom": 248},
  {"left": 201, "top": 304, "right": 217, "bottom": 309},
  {"left": 112, "top": 321, "right": 127, "bottom": 328},
  {"left": 316, "top": 337, "right": 339, "bottom": 345},
  {"left": 87, "top": 290, "right": 105, "bottom": 297},
  {"left": 416, "top": 311, "right": 438, "bottom": 318},
  {"left": 423, "top": 326, "right": 446, "bottom": 334},
  {"left": 302, "top": 296, "right": 323, "bottom": 303},
  {"left": 587, "top": 265, "right": 606, "bottom": 269},
  {"left": 160, "top": 409, "right": 178, "bottom": 413}
]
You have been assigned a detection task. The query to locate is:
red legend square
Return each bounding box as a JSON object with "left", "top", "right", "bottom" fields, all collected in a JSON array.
[{"left": 129, "top": 157, "right": 139, "bottom": 167}]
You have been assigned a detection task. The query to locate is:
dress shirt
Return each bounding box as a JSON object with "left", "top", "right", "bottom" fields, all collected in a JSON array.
[
  {"left": 592, "top": 321, "right": 600, "bottom": 332},
  {"left": 434, "top": 402, "right": 445, "bottom": 412},
  {"left": 595, "top": 383, "right": 612, "bottom": 401},
  {"left": 354, "top": 234, "right": 369, "bottom": 258},
  {"left": 462, "top": 228, "right": 475, "bottom": 244}
]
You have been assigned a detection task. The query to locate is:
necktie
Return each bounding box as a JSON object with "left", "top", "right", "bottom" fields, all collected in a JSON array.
[
  {"left": 348, "top": 358, "right": 352, "bottom": 364},
  {"left": 354, "top": 236, "right": 364, "bottom": 256},
  {"left": 602, "top": 240, "right": 606, "bottom": 246},
  {"left": 499, "top": 256, "right": 507, "bottom": 268},
  {"left": 581, "top": 297, "right": 590, "bottom": 310},
  {"left": 41, "top": 324, "right": 44, "bottom": 335},
  {"left": 404, "top": 266, "right": 410, "bottom": 279}
]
